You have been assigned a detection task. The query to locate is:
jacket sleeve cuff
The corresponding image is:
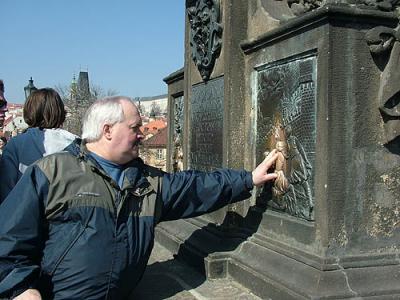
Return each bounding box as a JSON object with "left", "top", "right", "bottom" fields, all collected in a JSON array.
[
  {"left": 11, "top": 284, "right": 37, "bottom": 299},
  {"left": 0, "top": 274, "right": 39, "bottom": 299},
  {"left": 9, "top": 279, "right": 39, "bottom": 299},
  {"left": 244, "top": 171, "right": 254, "bottom": 190}
]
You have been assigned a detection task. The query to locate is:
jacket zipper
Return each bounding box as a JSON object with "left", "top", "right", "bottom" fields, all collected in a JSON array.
[{"left": 105, "top": 190, "right": 121, "bottom": 300}]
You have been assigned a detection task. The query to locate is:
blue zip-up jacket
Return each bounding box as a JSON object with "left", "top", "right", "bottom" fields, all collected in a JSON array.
[
  {"left": 0, "top": 139, "right": 254, "bottom": 299},
  {"left": 0, "top": 127, "right": 77, "bottom": 203}
]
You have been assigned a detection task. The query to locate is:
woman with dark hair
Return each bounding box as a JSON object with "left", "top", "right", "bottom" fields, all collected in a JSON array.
[{"left": 0, "top": 88, "right": 77, "bottom": 202}]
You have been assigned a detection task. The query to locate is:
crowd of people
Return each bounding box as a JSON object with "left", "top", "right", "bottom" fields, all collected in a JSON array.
[{"left": 0, "top": 78, "right": 279, "bottom": 299}]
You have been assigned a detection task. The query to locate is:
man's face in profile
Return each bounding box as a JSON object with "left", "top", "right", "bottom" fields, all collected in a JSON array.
[{"left": 0, "top": 88, "right": 8, "bottom": 128}]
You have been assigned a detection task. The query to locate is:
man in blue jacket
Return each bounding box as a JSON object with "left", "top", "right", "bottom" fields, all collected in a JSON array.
[{"left": 0, "top": 96, "right": 278, "bottom": 300}]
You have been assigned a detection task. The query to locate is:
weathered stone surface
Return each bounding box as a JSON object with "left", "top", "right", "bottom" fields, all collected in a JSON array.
[
  {"left": 162, "top": 1, "right": 400, "bottom": 299},
  {"left": 131, "top": 242, "right": 261, "bottom": 299}
]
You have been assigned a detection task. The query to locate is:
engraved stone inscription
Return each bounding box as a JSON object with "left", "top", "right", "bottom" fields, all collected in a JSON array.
[
  {"left": 257, "top": 54, "right": 316, "bottom": 221},
  {"left": 190, "top": 77, "right": 224, "bottom": 171}
]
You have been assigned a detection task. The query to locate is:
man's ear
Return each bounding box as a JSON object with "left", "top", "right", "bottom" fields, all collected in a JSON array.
[{"left": 103, "top": 124, "right": 113, "bottom": 140}]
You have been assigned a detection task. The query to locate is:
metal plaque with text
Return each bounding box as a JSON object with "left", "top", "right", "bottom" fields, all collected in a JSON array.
[{"left": 189, "top": 77, "right": 224, "bottom": 171}]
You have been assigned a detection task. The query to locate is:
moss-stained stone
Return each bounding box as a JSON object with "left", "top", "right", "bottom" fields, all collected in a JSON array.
[{"left": 367, "top": 203, "right": 400, "bottom": 238}]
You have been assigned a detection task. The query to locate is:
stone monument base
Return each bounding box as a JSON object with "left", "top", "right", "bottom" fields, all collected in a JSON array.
[{"left": 156, "top": 209, "right": 400, "bottom": 299}]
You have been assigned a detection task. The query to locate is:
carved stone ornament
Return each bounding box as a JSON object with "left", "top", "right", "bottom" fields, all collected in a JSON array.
[
  {"left": 366, "top": 23, "right": 400, "bottom": 144},
  {"left": 187, "top": 0, "right": 223, "bottom": 81},
  {"left": 276, "top": 0, "right": 399, "bottom": 16},
  {"left": 286, "top": 0, "right": 323, "bottom": 16}
]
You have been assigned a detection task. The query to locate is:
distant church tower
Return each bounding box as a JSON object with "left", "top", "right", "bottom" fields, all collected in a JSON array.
[
  {"left": 77, "top": 71, "right": 91, "bottom": 104},
  {"left": 65, "top": 71, "right": 92, "bottom": 136}
]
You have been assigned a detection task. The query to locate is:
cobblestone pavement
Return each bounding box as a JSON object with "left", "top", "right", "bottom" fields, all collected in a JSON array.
[{"left": 130, "top": 242, "right": 261, "bottom": 300}]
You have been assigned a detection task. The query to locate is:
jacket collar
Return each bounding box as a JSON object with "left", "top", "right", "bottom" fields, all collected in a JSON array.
[{"left": 66, "top": 139, "right": 152, "bottom": 195}]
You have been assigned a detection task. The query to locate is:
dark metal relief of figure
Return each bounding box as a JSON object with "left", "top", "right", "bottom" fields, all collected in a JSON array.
[
  {"left": 366, "top": 23, "right": 400, "bottom": 146},
  {"left": 257, "top": 54, "right": 316, "bottom": 221},
  {"left": 173, "top": 96, "right": 184, "bottom": 172},
  {"left": 187, "top": 0, "right": 223, "bottom": 81}
]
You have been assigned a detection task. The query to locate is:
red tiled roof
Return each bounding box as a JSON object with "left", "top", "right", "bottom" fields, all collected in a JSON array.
[
  {"left": 140, "top": 118, "right": 167, "bottom": 136},
  {"left": 142, "top": 127, "right": 167, "bottom": 147},
  {"left": 7, "top": 103, "right": 24, "bottom": 109}
]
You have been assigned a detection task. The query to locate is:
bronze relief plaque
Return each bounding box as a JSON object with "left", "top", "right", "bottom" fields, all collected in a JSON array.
[
  {"left": 172, "top": 95, "right": 184, "bottom": 172},
  {"left": 189, "top": 77, "right": 224, "bottom": 171},
  {"left": 257, "top": 53, "right": 316, "bottom": 221}
]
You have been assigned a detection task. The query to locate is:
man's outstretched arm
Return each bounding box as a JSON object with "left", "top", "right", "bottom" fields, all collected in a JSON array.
[{"left": 159, "top": 149, "right": 278, "bottom": 222}]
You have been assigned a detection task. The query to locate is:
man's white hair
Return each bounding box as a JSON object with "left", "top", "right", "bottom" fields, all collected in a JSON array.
[{"left": 81, "top": 96, "right": 134, "bottom": 142}]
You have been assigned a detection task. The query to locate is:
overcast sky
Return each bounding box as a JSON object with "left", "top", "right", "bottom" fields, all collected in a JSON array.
[{"left": 1, "top": 0, "right": 185, "bottom": 103}]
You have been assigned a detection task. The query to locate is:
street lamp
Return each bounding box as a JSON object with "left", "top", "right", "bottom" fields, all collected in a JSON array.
[{"left": 24, "top": 77, "right": 37, "bottom": 100}]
